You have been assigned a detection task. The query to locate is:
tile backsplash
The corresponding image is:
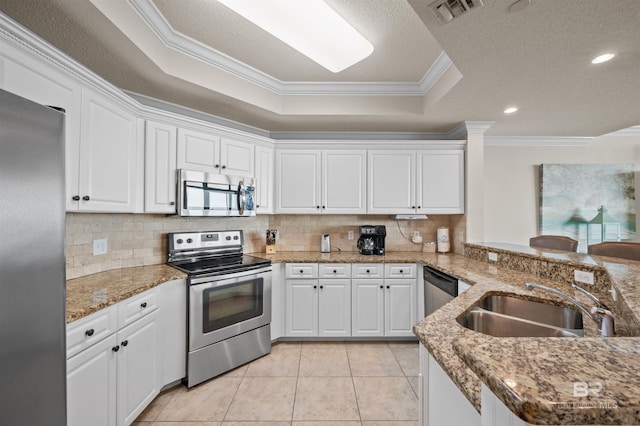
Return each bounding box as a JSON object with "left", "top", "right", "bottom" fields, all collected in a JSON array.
[{"left": 66, "top": 213, "right": 461, "bottom": 279}]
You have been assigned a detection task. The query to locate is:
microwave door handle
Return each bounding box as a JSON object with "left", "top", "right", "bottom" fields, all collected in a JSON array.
[{"left": 237, "top": 181, "right": 246, "bottom": 215}]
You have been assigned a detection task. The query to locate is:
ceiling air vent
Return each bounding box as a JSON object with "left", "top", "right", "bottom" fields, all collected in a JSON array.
[{"left": 429, "top": 0, "right": 484, "bottom": 24}]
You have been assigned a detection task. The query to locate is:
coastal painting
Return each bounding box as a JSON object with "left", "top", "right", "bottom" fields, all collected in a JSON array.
[{"left": 539, "top": 163, "right": 636, "bottom": 251}]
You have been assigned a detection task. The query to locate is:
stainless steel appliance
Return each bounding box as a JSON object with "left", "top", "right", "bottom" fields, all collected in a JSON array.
[
  {"left": 167, "top": 230, "right": 272, "bottom": 387},
  {"left": 177, "top": 169, "right": 256, "bottom": 217},
  {"left": 357, "top": 225, "right": 386, "bottom": 255},
  {"left": 0, "top": 89, "right": 67, "bottom": 424},
  {"left": 424, "top": 265, "right": 459, "bottom": 316}
]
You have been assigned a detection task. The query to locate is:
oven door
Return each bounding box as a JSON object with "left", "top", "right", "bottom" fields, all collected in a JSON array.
[{"left": 189, "top": 267, "right": 271, "bottom": 351}]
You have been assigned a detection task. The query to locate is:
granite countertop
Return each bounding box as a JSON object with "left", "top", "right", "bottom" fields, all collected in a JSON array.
[
  {"left": 66, "top": 264, "right": 186, "bottom": 323},
  {"left": 259, "top": 250, "right": 443, "bottom": 264},
  {"left": 411, "top": 247, "right": 640, "bottom": 425}
]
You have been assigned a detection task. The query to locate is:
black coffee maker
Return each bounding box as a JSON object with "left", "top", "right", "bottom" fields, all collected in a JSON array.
[{"left": 357, "top": 225, "right": 386, "bottom": 255}]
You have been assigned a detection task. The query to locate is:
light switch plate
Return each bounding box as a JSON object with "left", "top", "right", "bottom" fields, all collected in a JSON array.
[
  {"left": 93, "top": 239, "right": 108, "bottom": 256},
  {"left": 488, "top": 252, "right": 498, "bottom": 262},
  {"left": 574, "top": 270, "right": 594, "bottom": 285}
]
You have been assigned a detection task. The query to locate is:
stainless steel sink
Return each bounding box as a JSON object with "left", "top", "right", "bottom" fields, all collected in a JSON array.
[
  {"left": 457, "top": 293, "right": 584, "bottom": 338},
  {"left": 476, "top": 294, "right": 583, "bottom": 330}
]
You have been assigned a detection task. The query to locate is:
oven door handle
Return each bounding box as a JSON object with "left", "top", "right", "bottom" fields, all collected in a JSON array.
[{"left": 237, "top": 181, "right": 246, "bottom": 215}]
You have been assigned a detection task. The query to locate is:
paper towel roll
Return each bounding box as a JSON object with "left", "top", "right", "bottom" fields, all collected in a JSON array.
[{"left": 437, "top": 227, "right": 450, "bottom": 253}]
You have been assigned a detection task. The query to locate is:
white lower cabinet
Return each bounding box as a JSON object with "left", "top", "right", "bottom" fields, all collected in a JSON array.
[
  {"left": 285, "top": 263, "right": 351, "bottom": 337},
  {"left": 419, "top": 345, "right": 480, "bottom": 426},
  {"left": 67, "top": 280, "right": 186, "bottom": 426},
  {"left": 352, "top": 264, "right": 417, "bottom": 337}
]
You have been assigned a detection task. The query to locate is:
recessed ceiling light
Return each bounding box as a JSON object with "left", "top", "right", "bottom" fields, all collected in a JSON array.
[
  {"left": 591, "top": 53, "right": 615, "bottom": 64},
  {"left": 216, "top": 0, "right": 374, "bottom": 73},
  {"left": 504, "top": 107, "right": 518, "bottom": 114}
]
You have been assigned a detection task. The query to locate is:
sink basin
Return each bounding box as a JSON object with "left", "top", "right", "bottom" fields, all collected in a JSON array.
[
  {"left": 457, "top": 293, "right": 584, "bottom": 338},
  {"left": 458, "top": 309, "right": 583, "bottom": 338},
  {"left": 476, "top": 294, "right": 583, "bottom": 330}
]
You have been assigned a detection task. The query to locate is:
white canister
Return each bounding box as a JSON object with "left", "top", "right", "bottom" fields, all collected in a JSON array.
[
  {"left": 321, "top": 234, "right": 331, "bottom": 253},
  {"left": 437, "top": 227, "right": 450, "bottom": 253}
]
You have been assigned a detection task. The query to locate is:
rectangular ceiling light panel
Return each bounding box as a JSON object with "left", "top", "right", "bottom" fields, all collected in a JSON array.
[{"left": 217, "top": 0, "right": 374, "bottom": 73}]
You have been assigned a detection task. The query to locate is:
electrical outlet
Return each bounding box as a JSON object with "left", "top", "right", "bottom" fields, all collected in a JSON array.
[
  {"left": 488, "top": 252, "right": 498, "bottom": 262},
  {"left": 93, "top": 239, "right": 108, "bottom": 256},
  {"left": 348, "top": 230, "right": 354, "bottom": 240},
  {"left": 574, "top": 270, "right": 594, "bottom": 285}
]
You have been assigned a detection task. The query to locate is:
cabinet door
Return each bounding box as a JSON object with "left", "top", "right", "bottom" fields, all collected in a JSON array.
[
  {"left": 276, "top": 150, "right": 322, "bottom": 213},
  {"left": 285, "top": 279, "right": 318, "bottom": 336},
  {"left": 322, "top": 150, "right": 367, "bottom": 214},
  {"left": 67, "top": 334, "right": 117, "bottom": 426},
  {"left": 255, "top": 145, "right": 274, "bottom": 213},
  {"left": 79, "top": 88, "right": 139, "bottom": 212},
  {"left": 220, "top": 137, "right": 254, "bottom": 177},
  {"left": 177, "top": 127, "right": 220, "bottom": 172},
  {"left": 417, "top": 150, "right": 465, "bottom": 214},
  {"left": 144, "top": 121, "right": 177, "bottom": 213},
  {"left": 351, "top": 279, "right": 384, "bottom": 337},
  {"left": 116, "top": 312, "right": 160, "bottom": 426},
  {"left": 318, "top": 279, "right": 351, "bottom": 337},
  {"left": 0, "top": 47, "right": 83, "bottom": 212},
  {"left": 384, "top": 279, "right": 417, "bottom": 337},
  {"left": 367, "top": 150, "right": 415, "bottom": 214}
]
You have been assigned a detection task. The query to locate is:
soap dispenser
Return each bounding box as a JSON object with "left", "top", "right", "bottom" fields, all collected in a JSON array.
[{"left": 321, "top": 234, "right": 331, "bottom": 253}]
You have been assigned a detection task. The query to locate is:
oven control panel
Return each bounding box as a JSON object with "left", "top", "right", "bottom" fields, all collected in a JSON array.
[{"left": 168, "top": 230, "right": 243, "bottom": 252}]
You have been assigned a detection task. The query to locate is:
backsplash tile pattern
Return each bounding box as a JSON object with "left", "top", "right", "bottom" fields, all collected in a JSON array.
[{"left": 66, "top": 213, "right": 459, "bottom": 279}]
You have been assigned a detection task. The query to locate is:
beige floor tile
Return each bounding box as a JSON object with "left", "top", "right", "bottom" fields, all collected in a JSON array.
[
  {"left": 361, "top": 422, "right": 418, "bottom": 425},
  {"left": 301, "top": 341, "right": 347, "bottom": 351},
  {"left": 224, "top": 377, "right": 297, "bottom": 421},
  {"left": 155, "top": 377, "right": 242, "bottom": 422},
  {"left": 293, "top": 377, "right": 360, "bottom": 421},
  {"left": 346, "top": 344, "right": 404, "bottom": 377},
  {"left": 134, "top": 385, "right": 181, "bottom": 421},
  {"left": 220, "top": 363, "right": 248, "bottom": 378},
  {"left": 245, "top": 343, "right": 301, "bottom": 377},
  {"left": 407, "top": 376, "right": 419, "bottom": 398},
  {"left": 353, "top": 377, "right": 418, "bottom": 421},
  {"left": 391, "top": 347, "right": 419, "bottom": 377},
  {"left": 153, "top": 422, "right": 220, "bottom": 426},
  {"left": 223, "top": 422, "right": 290, "bottom": 426},
  {"left": 293, "top": 422, "right": 362, "bottom": 425},
  {"left": 299, "top": 346, "right": 351, "bottom": 377},
  {"left": 386, "top": 341, "right": 419, "bottom": 349}
]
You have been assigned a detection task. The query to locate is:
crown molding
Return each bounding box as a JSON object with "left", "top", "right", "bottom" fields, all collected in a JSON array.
[
  {"left": 128, "top": 0, "right": 452, "bottom": 97},
  {"left": 606, "top": 125, "right": 640, "bottom": 137},
  {"left": 484, "top": 136, "right": 592, "bottom": 147}
]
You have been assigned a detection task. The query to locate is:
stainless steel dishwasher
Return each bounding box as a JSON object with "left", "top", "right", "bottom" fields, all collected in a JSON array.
[{"left": 424, "top": 265, "right": 459, "bottom": 316}]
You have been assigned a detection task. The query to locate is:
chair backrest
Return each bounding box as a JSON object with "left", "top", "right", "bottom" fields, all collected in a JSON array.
[
  {"left": 529, "top": 235, "right": 579, "bottom": 252},
  {"left": 587, "top": 242, "right": 640, "bottom": 261}
]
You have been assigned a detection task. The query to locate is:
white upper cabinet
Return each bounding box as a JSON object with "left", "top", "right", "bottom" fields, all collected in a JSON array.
[
  {"left": 76, "top": 87, "right": 140, "bottom": 212},
  {"left": 0, "top": 44, "right": 83, "bottom": 212},
  {"left": 255, "top": 145, "right": 275, "bottom": 214},
  {"left": 177, "top": 129, "right": 255, "bottom": 177},
  {"left": 276, "top": 149, "right": 366, "bottom": 214},
  {"left": 417, "top": 150, "right": 464, "bottom": 214},
  {"left": 144, "top": 121, "right": 177, "bottom": 213},
  {"left": 177, "top": 127, "right": 220, "bottom": 173},
  {"left": 367, "top": 150, "right": 416, "bottom": 214},
  {"left": 220, "top": 137, "right": 255, "bottom": 177},
  {"left": 368, "top": 149, "right": 464, "bottom": 214},
  {"left": 322, "top": 150, "right": 367, "bottom": 214},
  {"left": 276, "top": 150, "right": 322, "bottom": 214}
]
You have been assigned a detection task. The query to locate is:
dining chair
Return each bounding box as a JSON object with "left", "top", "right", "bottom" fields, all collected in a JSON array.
[
  {"left": 587, "top": 241, "right": 640, "bottom": 261},
  {"left": 529, "top": 235, "right": 579, "bottom": 252}
]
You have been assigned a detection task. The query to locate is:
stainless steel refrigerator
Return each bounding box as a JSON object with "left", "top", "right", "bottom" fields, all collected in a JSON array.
[{"left": 0, "top": 88, "right": 67, "bottom": 425}]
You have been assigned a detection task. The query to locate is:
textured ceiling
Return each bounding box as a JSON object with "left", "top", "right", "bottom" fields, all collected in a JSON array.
[{"left": 0, "top": 0, "right": 639, "bottom": 137}]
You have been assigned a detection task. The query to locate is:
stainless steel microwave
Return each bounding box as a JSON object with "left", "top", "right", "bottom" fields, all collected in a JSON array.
[{"left": 177, "top": 169, "right": 256, "bottom": 217}]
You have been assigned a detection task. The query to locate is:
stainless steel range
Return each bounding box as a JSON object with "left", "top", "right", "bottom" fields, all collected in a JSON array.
[{"left": 167, "top": 230, "right": 272, "bottom": 388}]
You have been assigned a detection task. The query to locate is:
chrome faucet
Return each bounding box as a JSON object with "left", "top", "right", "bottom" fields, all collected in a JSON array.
[{"left": 524, "top": 283, "right": 615, "bottom": 337}]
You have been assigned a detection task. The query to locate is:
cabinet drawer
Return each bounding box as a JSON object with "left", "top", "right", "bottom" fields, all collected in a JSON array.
[
  {"left": 67, "top": 304, "right": 117, "bottom": 359},
  {"left": 352, "top": 263, "right": 384, "bottom": 278},
  {"left": 384, "top": 263, "right": 417, "bottom": 278},
  {"left": 318, "top": 263, "right": 352, "bottom": 278},
  {"left": 117, "top": 287, "right": 158, "bottom": 329},
  {"left": 285, "top": 263, "right": 318, "bottom": 278}
]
